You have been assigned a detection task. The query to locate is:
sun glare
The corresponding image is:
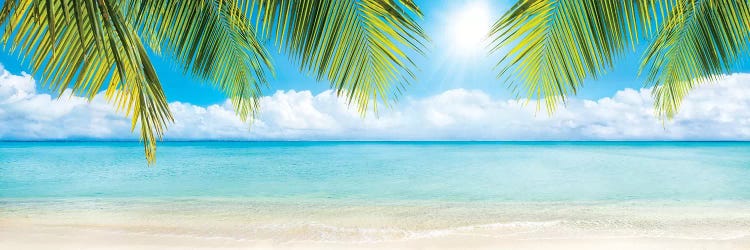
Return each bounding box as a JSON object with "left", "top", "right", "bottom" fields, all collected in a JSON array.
[{"left": 445, "top": 1, "right": 492, "bottom": 56}]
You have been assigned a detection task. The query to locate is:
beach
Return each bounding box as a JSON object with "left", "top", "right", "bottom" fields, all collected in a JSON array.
[
  {"left": 2, "top": 142, "right": 750, "bottom": 249},
  {"left": 2, "top": 198, "right": 750, "bottom": 249},
  {"left": 2, "top": 0, "right": 749, "bottom": 247}
]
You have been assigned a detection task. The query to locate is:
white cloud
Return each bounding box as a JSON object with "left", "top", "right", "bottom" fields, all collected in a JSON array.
[{"left": 2, "top": 64, "right": 750, "bottom": 141}]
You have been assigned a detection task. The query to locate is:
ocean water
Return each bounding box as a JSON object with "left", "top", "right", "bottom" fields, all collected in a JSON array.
[
  {"left": 1, "top": 141, "right": 750, "bottom": 201},
  {"left": 3, "top": 142, "right": 750, "bottom": 244}
]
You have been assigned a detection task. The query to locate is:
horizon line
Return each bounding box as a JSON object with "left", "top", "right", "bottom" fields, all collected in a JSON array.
[{"left": 1, "top": 140, "right": 749, "bottom": 143}]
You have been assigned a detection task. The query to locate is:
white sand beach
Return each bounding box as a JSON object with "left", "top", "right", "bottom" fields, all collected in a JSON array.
[
  {"left": 3, "top": 226, "right": 749, "bottom": 250},
  {"left": 2, "top": 199, "right": 749, "bottom": 249}
]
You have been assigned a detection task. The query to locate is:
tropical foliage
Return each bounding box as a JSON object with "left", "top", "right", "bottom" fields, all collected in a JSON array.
[
  {"left": 0, "top": 0, "right": 427, "bottom": 163},
  {"left": 489, "top": 0, "right": 750, "bottom": 118}
]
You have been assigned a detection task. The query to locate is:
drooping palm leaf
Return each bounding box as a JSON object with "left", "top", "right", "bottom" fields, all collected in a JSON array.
[
  {"left": 247, "top": 0, "right": 428, "bottom": 113},
  {"left": 491, "top": 0, "right": 750, "bottom": 119},
  {"left": 642, "top": 0, "right": 750, "bottom": 119},
  {"left": 0, "top": 0, "right": 172, "bottom": 163},
  {"left": 123, "top": 0, "right": 273, "bottom": 122},
  {"left": 0, "top": 0, "right": 428, "bottom": 164},
  {"left": 488, "top": 0, "right": 674, "bottom": 112}
]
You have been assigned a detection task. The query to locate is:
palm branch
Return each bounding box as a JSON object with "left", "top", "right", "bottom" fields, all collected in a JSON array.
[
  {"left": 489, "top": 0, "right": 750, "bottom": 118},
  {"left": 0, "top": 0, "right": 172, "bottom": 162},
  {"left": 0, "top": 0, "right": 427, "bottom": 163},
  {"left": 642, "top": 0, "right": 750, "bottom": 118},
  {"left": 247, "top": 0, "right": 427, "bottom": 112}
]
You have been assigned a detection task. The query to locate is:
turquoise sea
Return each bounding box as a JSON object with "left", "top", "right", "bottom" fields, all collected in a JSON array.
[
  {"left": 3, "top": 142, "right": 750, "bottom": 246},
  {"left": 2, "top": 141, "right": 750, "bottom": 201}
]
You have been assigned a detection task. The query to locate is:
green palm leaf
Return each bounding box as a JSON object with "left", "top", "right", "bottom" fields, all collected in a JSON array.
[
  {"left": 491, "top": 0, "right": 750, "bottom": 119},
  {"left": 488, "top": 0, "right": 673, "bottom": 112},
  {"left": 122, "top": 0, "right": 273, "bottom": 122},
  {"left": 642, "top": 0, "right": 750, "bottom": 119},
  {"left": 248, "top": 0, "right": 428, "bottom": 112},
  {"left": 0, "top": 0, "right": 172, "bottom": 163},
  {"left": 0, "top": 0, "right": 428, "bottom": 164}
]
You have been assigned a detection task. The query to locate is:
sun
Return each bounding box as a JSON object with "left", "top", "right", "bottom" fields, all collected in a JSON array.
[{"left": 445, "top": 1, "right": 492, "bottom": 56}]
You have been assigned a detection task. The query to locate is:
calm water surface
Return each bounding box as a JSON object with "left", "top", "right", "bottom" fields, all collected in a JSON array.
[{"left": 1, "top": 141, "right": 749, "bottom": 201}]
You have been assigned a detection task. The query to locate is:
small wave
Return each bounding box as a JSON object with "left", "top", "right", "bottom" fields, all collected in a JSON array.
[
  {"left": 235, "top": 220, "right": 564, "bottom": 243},
  {"left": 406, "top": 221, "right": 563, "bottom": 240}
]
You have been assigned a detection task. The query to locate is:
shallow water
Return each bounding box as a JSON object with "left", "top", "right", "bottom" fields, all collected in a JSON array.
[
  {"left": 3, "top": 142, "right": 750, "bottom": 245},
  {"left": 1, "top": 141, "right": 750, "bottom": 201}
]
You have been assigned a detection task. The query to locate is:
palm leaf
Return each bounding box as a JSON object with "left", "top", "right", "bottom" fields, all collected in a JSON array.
[
  {"left": 0, "top": 0, "right": 428, "bottom": 163},
  {"left": 123, "top": 0, "right": 273, "bottom": 122},
  {"left": 0, "top": 0, "right": 172, "bottom": 163},
  {"left": 488, "top": 0, "right": 674, "bottom": 112},
  {"left": 247, "top": 0, "right": 428, "bottom": 113},
  {"left": 641, "top": 0, "right": 750, "bottom": 119}
]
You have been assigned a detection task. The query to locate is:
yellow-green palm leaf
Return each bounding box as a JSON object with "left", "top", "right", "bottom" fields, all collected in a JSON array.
[
  {"left": 248, "top": 0, "right": 428, "bottom": 112},
  {"left": 489, "top": 0, "right": 673, "bottom": 112},
  {"left": 491, "top": 0, "right": 750, "bottom": 119},
  {"left": 0, "top": 0, "right": 172, "bottom": 163},
  {"left": 642, "top": 0, "right": 750, "bottom": 119},
  {"left": 123, "top": 0, "right": 273, "bottom": 122},
  {"left": 0, "top": 0, "right": 428, "bottom": 164}
]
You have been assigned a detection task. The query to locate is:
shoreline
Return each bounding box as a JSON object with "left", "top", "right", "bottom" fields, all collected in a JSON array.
[
  {"left": 2, "top": 198, "right": 750, "bottom": 249},
  {"left": 3, "top": 227, "right": 749, "bottom": 250}
]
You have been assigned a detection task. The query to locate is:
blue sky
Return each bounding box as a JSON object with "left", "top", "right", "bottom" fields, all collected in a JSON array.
[
  {"left": 0, "top": 0, "right": 686, "bottom": 106},
  {"left": 3, "top": 0, "right": 750, "bottom": 141}
]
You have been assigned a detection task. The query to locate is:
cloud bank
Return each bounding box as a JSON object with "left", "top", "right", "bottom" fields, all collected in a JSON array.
[{"left": 2, "top": 65, "right": 750, "bottom": 141}]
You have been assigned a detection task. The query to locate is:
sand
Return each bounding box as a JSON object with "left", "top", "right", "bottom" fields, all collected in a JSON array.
[
  {"left": 2, "top": 224, "right": 749, "bottom": 250},
  {"left": 2, "top": 198, "right": 750, "bottom": 249}
]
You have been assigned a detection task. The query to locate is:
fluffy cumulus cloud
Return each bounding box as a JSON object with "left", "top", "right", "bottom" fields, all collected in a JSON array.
[{"left": 2, "top": 64, "right": 750, "bottom": 141}]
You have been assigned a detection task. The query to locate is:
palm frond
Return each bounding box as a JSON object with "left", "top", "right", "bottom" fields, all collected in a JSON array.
[
  {"left": 0, "top": 0, "right": 172, "bottom": 163},
  {"left": 123, "top": 0, "right": 273, "bottom": 122},
  {"left": 642, "top": 0, "right": 750, "bottom": 119},
  {"left": 0, "top": 0, "right": 429, "bottom": 163},
  {"left": 247, "top": 0, "right": 428, "bottom": 113},
  {"left": 489, "top": 0, "right": 674, "bottom": 112}
]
